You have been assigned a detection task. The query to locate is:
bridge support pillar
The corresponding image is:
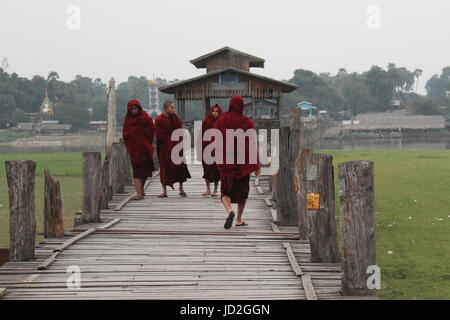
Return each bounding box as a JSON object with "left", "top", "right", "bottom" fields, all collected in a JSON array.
[
  {"left": 5, "top": 160, "right": 36, "bottom": 262},
  {"left": 339, "top": 160, "right": 376, "bottom": 296}
]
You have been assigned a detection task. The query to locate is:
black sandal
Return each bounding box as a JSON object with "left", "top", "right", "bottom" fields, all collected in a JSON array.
[
  {"left": 235, "top": 221, "right": 248, "bottom": 227},
  {"left": 224, "top": 212, "right": 235, "bottom": 230}
]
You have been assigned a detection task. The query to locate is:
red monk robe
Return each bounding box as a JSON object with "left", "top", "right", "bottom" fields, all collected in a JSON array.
[
  {"left": 122, "top": 99, "right": 155, "bottom": 179},
  {"left": 200, "top": 104, "right": 222, "bottom": 183},
  {"left": 155, "top": 112, "right": 191, "bottom": 189},
  {"left": 213, "top": 95, "right": 260, "bottom": 203}
]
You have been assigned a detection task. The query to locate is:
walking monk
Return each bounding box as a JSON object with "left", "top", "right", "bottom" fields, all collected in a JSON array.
[
  {"left": 155, "top": 101, "right": 191, "bottom": 197},
  {"left": 214, "top": 95, "right": 260, "bottom": 229},
  {"left": 122, "top": 99, "right": 155, "bottom": 200},
  {"left": 200, "top": 104, "right": 222, "bottom": 197}
]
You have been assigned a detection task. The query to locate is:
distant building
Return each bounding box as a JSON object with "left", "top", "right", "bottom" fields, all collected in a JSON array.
[
  {"left": 89, "top": 121, "right": 108, "bottom": 132},
  {"left": 342, "top": 110, "right": 446, "bottom": 137},
  {"left": 159, "top": 46, "right": 297, "bottom": 120},
  {"left": 14, "top": 123, "right": 34, "bottom": 132},
  {"left": 35, "top": 120, "right": 72, "bottom": 134},
  {"left": 296, "top": 101, "right": 318, "bottom": 117}
]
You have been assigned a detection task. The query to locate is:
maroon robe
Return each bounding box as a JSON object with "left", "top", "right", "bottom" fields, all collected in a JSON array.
[
  {"left": 155, "top": 112, "right": 191, "bottom": 188},
  {"left": 122, "top": 99, "right": 155, "bottom": 179},
  {"left": 213, "top": 95, "right": 260, "bottom": 203},
  {"left": 200, "top": 104, "right": 222, "bottom": 183}
]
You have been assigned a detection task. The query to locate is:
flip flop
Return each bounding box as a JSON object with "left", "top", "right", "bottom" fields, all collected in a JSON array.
[
  {"left": 202, "top": 192, "right": 210, "bottom": 196},
  {"left": 132, "top": 195, "right": 143, "bottom": 201},
  {"left": 235, "top": 221, "right": 248, "bottom": 227},
  {"left": 179, "top": 192, "right": 187, "bottom": 197},
  {"left": 157, "top": 193, "right": 168, "bottom": 198},
  {"left": 224, "top": 212, "right": 235, "bottom": 230},
  {"left": 211, "top": 193, "right": 218, "bottom": 198}
]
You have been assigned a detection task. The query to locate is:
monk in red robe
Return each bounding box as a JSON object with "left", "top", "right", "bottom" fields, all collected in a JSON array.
[
  {"left": 122, "top": 99, "right": 155, "bottom": 200},
  {"left": 155, "top": 101, "right": 191, "bottom": 197},
  {"left": 214, "top": 95, "right": 260, "bottom": 229},
  {"left": 200, "top": 104, "right": 222, "bottom": 197}
]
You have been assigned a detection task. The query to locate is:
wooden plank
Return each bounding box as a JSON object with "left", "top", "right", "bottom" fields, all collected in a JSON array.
[
  {"left": 36, "top": 252, "right": 59, "bottom": 270},
  {"left": 53, "top": 228, "right": 96, "bottom": 252},
  {"left": 257, "top": 186, "right": 264, "bottom": 194},
  {"left": 115, "top": 194, "right": 135, "bottom": 211},
  {"left": 97, "top": 218, "right": 121, "bottom": 230},
  {"left": 271, "top": 209, "right": 277, "bottom": 223},
  {"left": 283, "top": 242, "right": 302, "bottom": 276},
  {"left": 301, "top": 274, "right": 317, "bottom": 300},
  {"left": 283, "top": 242, "right": 318, "bottom": 300},
  {"left": 271, "top": 222, "right": 280, "bottom": 233}
]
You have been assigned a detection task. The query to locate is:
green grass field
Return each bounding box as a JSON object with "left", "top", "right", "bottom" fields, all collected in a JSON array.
[{"left": 0, "top": 150, "right": 449, "bottom": 299}]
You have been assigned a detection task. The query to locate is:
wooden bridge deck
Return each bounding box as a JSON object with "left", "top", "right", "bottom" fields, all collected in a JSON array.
[{"left": 0, "top": 163, "right": 363, "bottom": 300}]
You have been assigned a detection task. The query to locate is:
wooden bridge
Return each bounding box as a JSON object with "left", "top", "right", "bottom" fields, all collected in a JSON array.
[{"left": 0, "top": 163, "right": 369, "bottom": 300}]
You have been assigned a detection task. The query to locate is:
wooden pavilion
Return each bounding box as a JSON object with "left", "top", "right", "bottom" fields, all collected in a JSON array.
[{"left": 159, "top": 47, "right": 297, "bottom": 120}]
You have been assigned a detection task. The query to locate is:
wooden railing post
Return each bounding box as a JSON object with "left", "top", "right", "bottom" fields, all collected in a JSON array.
[
  {"left": 109, "top": 142, "right": 123, "bottom": 194},
  {"left": 339, "top": 160, "right": 376, "bottom": 296},
  {"left": 5, "top": 160, "right": 36, "bottom": 262},
  {"left": 119, "top": 139, "right": 132, "bottom": 187},
  {"left": 294, "top": 149, "right": 312, "bottom": 240},
  {"left": 100, "top": 159, "right": 109, "bottom": 209},
  {"left": 276, "top": 107, "right": 301, "bottom": 226},
  {"left": 43, "top": 169, "right": 64, "bottom": 238},
  {"left": 81, "top": 152, "right": 102, "bottom": 223},
  {"left": 295, "top": 152, "right": 339, "bottom": 262}
]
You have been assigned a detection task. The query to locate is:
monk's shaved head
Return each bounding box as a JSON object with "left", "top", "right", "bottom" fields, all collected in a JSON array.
[
  {"left": 164, "top": 101, "right": 173, "bottom": 110},
  {"left": 163, "top": 100, "right": 175, "bottom": 115}
]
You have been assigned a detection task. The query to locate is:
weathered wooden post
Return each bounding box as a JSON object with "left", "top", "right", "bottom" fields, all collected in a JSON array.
[
  {"left": 295, "top": 152, "right": 339, "bottom": 262},
  {"left": 81, "top": 152, "right": 102, "bottom": 223},
  {"left": 109, "top": 142, "right": 123, "bottom": 194},
  {"left": 294, "top": 149, "right": 312, "bottom": 240},
  {"left": 119, "top": 139, "right": 133, "bottom": 186},
  {"left": 339, "top": 160, "right": 376, "bottom": 296},
  {"left": 5, "top": 160, "right": 36, "bottom": 262},
  {"left": 106, "top": 77, "right": 118, "bottom": 156},
  {"left": 43, "top": 169, "right": 64, "bottom": 238},
  {"left": 100, "top": 159, "right": 109, "bottom": 209},
  {"left": 276, "top": 107, "right": 301, "bottom": 226}
]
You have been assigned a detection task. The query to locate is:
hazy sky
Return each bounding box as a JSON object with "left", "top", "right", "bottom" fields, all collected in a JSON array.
[{"left": 1, "top": 0, "right": 449, "bottom": 94}]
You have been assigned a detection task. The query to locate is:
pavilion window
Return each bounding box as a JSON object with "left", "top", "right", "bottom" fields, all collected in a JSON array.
[{"left": 220, "top": 71, "right": 238, "bottom": 83}]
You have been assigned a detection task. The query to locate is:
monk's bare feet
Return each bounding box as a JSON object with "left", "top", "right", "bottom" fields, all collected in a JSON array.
[
  {"left": 132, "top": 194, "right": 143, "bottom": 200},
  {"left": 202, "top": 190, "right": 211, "bottom": 196},
  {"left": 211, "top": 191, "right": 218, "bottom": 197},
  {"left": 158, "top": 193, "right": 168, "bottom": 198}
]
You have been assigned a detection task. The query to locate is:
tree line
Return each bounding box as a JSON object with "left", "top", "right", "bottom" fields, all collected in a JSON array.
[
  {"left": 283, "top": 65, "right": 450, "bottom": 117},
  {"left": 0, "top": 64, "right": 449, "bottom": 129}
]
